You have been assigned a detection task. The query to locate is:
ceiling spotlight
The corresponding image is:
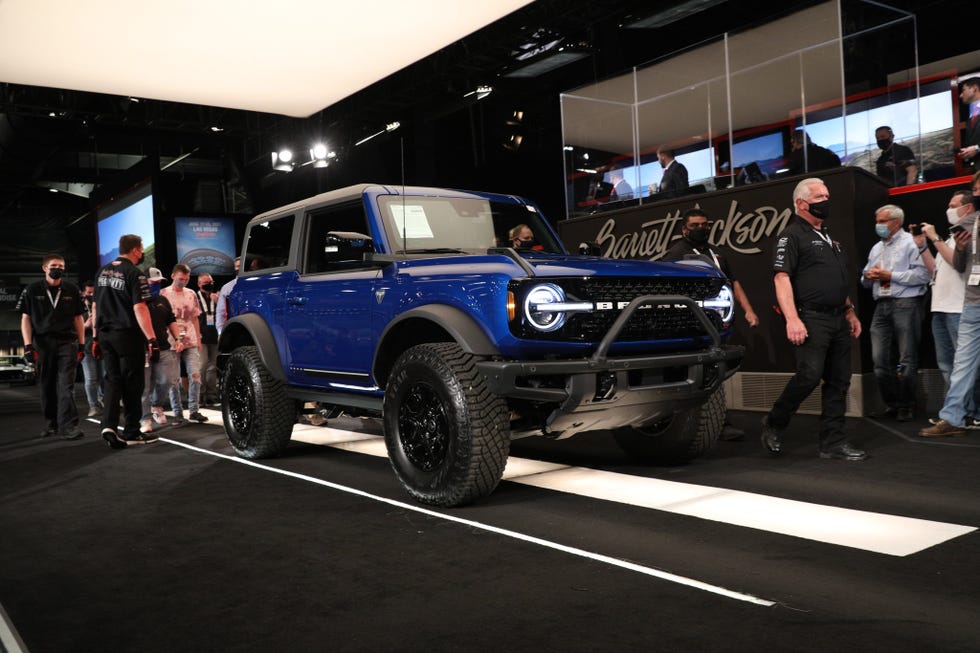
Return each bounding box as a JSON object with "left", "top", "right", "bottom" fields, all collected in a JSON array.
[
  {"left": 311, "top": 143, "right": 328, "bottom": 160},
  {"left": 272, "top": 149, "right": 295, "bottom": 172},
  {"left": 209, "top": 126, "right": 224, "bottom": 133},
  {"left": 386, "top": 121, "right": 401, "bottom": 133},
  {"left": 464, "top": 85, "right": 493, "bottom": 101}
]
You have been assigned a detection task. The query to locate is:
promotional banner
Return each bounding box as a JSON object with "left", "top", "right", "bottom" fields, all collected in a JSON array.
[{"left": 175, "top": 217, "right": 236, "bottom": 275}]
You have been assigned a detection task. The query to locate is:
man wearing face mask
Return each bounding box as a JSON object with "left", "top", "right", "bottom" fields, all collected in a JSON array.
[
  {"left": 139, "top": 267, "right": 183, "bottom": 434},
  {"left": 94, "top": 234, "right": 158, "bottom": 448},
  {"left": 874, "top": 126, "right": 918, "bottom": 187},
  {"left": 195, "top": 272, "right": 220, "bottom": 405},
  {"left": 761, "top": 178, "right": 866, "bottom": 461},
  {"left": 16, "top": 254, "right": 86, "bottom": 440},
  {"left": 860, "top": 205, "right": 931, "bottom": 421},
  {"left": 665, "top": 208, "right": 759, "bottom": 441},
  {"left": 161, "top": 263, "right": 207, "bottom": 423},
  {"left": 509, "top": 224, "right": 537, "bottom": 250},
  {"left": 80, "top": 280, "right": 103, "bottom": 417},
  {"left": 916, "top": 190, "right": 980, "bottom": 426},
  {"left": 921, "top": 171, "right": 980, "bottom": 436}
]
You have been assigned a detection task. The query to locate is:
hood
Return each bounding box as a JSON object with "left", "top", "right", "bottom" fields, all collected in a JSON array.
[{"left": 519, "top": 253, "right": 724, "bottom": 280}]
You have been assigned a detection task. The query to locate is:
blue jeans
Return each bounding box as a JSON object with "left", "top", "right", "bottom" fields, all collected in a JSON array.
[
  {"left": 141, "top": 350, "right": 177, "bottom": 421},
  {"left": 169, "top": 346, "right": 202, "bottom": 416},
  {"left": 869, "top": 296, "right": 923, "bottom": 410},
  {"left": 939, "top": 303, "right": 980, "bottom": 426},
  {"left": 932, "top": 311, "right": 980, "bottom": 417},
  {"left": 80, "top": 352, "right": 103, "bottom": 408}
]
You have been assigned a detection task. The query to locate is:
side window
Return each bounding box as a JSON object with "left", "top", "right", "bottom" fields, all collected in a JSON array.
[
  {"left": 304, "top": 202, "right": 374, "bottom": 274},
  {"left": 243, "top": 214, "right": 294, "bottom": 271}
]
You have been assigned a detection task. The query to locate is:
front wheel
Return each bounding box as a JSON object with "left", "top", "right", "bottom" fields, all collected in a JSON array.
[
  {"left": 383, "top": 343, "right": 509, "bottom": 507},
  {"left": 222, "top": 346, "right": 295, "bottom": 458},
  {"left": 613, "top": 386, "right": 726, "bottom": 464}
]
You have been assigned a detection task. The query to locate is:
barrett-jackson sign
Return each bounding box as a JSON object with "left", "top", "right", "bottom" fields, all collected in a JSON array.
[{"left": 557, "top": 168, "right": 890, "bottom": 374}]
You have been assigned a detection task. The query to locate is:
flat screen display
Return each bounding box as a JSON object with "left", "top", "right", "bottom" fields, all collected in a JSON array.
[
  {"left": 96, "top": 181, "right": 156, "bottom": 271},
  {"left": 175, "top": 217, "right": 237, "bottom": 275}
]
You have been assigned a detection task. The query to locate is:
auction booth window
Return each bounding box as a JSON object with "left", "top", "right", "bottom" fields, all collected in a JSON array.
[{"left": 559, "top": 0, "right": 952, "bottom": 218}]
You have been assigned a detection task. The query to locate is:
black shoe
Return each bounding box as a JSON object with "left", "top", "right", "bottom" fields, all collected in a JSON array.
[
  {"left": 719, "top": 423, "right": 745, "bottom": 441},
  {"left": 188, "top": 411, "right": 209, "bottom": 423},
  {"left": 896, "top": 408, "right": 914, "bottom": 422},
  {"left": 101, "top": 428, "right": 126, "bottom": 450},
  {"left": 61, "top": 427, "right": 85, "bottom": 440},
  {"left": 124, "top": 433, "right": 159, "bottom": 445},
  {"left": 869, "top": 407, "right": 898, "bottom": 419},
  {"left": 760, "top": 416, "right": 782, "bottom": 456},
  {"left": 819, "top": 442, "right": 867, "bottom": 461},
  {"left": 39, "top": 427, "right": 56, "bottom": 438}
]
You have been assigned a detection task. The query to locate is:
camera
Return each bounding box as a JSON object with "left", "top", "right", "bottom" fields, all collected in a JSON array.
[{"left": 910, "top": 224, "right": 922, "bottom": 236}]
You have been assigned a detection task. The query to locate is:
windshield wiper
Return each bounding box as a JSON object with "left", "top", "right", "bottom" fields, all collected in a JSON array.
[{"left": 401, "top": 248, "right": 467, "bottom": 254}]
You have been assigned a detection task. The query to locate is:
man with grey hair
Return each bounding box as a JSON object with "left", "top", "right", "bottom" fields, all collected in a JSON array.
[
  {"left": 761, "top": 177, "right": 865, "bottom": 461},
  {"left": 860, "top": 204, "right": 931, "bottom": 421}
]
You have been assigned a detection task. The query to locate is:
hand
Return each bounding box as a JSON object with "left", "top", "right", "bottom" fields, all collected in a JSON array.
[
  {"left": 785, "top": 316, "right": 808, "bottom": 346},
  {"left": 954, "top": 229, "right": 971, "bottom": 250},
  {"left": 23, "top": 344, "right": 38, "bottom": 365},
  {"left": 920, "top": 222, "right": 937, "bottom": 242},
  {"left": 744, "top": 310, "right": 759, "bottom": 328},
  {"left": 91, "top": 339, "right": 102, "bottom": 360},
  {"left": 847, "top": 311, "right": 862, "bottom": 338},
  {"left": 147, "top": 338, "right": 160, "bottom": 363},
  {"left": 77, "top": 343, "right": 85, "bottom": 363}
]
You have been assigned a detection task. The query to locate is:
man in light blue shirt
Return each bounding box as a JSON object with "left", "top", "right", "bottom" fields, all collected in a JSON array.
[{"left": 861, "top": 204, "right": 931, "bottom": 421}]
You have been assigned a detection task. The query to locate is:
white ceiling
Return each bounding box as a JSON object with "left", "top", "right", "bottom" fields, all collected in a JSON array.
[{"left": 0, "top": 0, "right": 533, "bottom": 118}]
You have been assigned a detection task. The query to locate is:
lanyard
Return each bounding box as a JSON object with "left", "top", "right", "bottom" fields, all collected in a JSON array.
[
  {"left": 46, "top": 287, "right": 61, "bottom": 310},
  {"left": 198, "top": 291, "right": 212, "bottom": 315},
  {"left": 691, "top": 246, "right": 722, "bottom": 271}
]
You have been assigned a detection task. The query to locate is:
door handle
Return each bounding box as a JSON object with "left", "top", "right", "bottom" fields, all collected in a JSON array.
[{"left": 286, "top": 296, "right": 309, "bottom": 305}]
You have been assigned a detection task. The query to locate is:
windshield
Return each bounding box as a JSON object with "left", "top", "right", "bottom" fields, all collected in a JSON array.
[{"left": 377, "top": 196, "right": 564, "bottom": 254}]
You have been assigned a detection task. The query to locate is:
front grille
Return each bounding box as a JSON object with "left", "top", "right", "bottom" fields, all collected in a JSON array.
[{"left": 512, "top": 276, "right": 724, "bottom": 342}]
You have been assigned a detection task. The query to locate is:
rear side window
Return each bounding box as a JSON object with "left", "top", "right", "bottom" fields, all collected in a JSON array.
[{"left": 243, "top": 214, "right": 294, "bottom": 271}]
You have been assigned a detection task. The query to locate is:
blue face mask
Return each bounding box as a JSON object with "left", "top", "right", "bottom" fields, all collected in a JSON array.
[
  {"left": 149, "top": 283, "right": 161, "bottom": 297},
  {"left": 875, "top": 223, "right": 892, "bottom": 239}
]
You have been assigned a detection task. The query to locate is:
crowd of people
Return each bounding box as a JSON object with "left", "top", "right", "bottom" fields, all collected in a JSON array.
[{"left": 17, "top": 233, "right": 237, "bottom": 448}]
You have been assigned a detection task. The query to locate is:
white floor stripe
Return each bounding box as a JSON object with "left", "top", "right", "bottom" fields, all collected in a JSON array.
[
  {"left": 287, "top": 429, "right": 977, "bottom": 557},
  {"left": 158, "top": 436, "right": 775, "bottom": 607}
]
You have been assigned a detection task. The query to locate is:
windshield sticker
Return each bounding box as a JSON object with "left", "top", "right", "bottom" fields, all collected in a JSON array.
[{"left": 390, "top": 204, "right": 434, "bottom": 239}]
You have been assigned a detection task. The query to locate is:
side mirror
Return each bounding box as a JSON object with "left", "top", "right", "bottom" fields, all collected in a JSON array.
[
  {"left": 578, "top": 242, "right": 602, "bottom": 256},
  {"left": 324, "top": 231, "right": 374, "bottom": 263}
]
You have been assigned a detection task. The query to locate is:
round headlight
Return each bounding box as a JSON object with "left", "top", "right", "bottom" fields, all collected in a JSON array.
[
  {"left": 702, "top": 283, "right": 735, "bottom": 326},
  {"left": 524, "top": 283, "right": 567, "bottom": 332}
]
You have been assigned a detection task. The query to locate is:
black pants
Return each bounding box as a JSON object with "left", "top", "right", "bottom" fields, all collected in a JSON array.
[
  {"left": 767, "top": 310, "right": 851, "bottom": 449},
  {"left": 35, "top": 334, "right": 79, "bottom": 433},
  {"left": 100, "top": 329, "right": 146, "bottom": 438}
]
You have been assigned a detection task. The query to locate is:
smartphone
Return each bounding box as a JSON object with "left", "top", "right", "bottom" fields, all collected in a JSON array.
[
  {"left": 951, "top": 225, "right": 966, "bottom": 234},
  {"left": 910, "top": 224, "right": 922, "bottom": 236}
]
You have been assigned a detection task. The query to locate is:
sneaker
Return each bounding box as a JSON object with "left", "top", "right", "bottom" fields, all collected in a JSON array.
[
  {"left": 61, "top": 427, "right": 85, "bottom": 440},
  {"left": 965, "top": 417, "right": 980, "bottom": 430},
  {"left": 918, "top": 420, "right": 966, "bottom": 437},
  {"left": 39, "top": 427, "right": 56, "bottom": 438},
  {"left": 125, "top": 433, "right": 159, "bottom": 445},
  {"left": 151, "top": 407, "right": 168, "bottom": 425},
  {"left": 87, "top": 406, "right": 102, "bottom": 417},
  {"left": 188, "top": 411, "right": 209, "bottom": 423},
  {"left": 140, "top": 419, "right": 153, "bottom": 434},
  {"left": 101, "top": 428, "right": 127, "bottom": 450},
  {"left": 172, "top": 413, "right": 185, "bottom": 423}
]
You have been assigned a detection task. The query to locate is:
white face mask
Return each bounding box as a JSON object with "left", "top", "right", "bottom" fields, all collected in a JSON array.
[{"left": 948, "top": 206, "right": 965, "bottom": 225}]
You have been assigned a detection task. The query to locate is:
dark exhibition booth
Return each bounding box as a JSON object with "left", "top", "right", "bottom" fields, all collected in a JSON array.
[{"left": 2, "top": 1, "right": 980, "bottom": 651}]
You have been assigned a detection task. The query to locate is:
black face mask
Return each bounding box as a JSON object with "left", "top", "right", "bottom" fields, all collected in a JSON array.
[
  {"left": 807, "top": 199, "right": 831, "bottom": 220},
  {"left": 136, "top": 254, "right": 145, "bottom": 266},
  {"left": 518, "top": 238, "right": 537, "bottom": 249},
  {"left": 48, "top": 268, "right": 64, "bottom": 280},
  {"left": 876, "top": 138, "right": 892, "bottom": 150},
  {"left": 687, "top": 228, "right": 710, "bottom": 244},
  {"left": 973, "top": 196, "right": 980, "bottom": 212},
  {"left": 200, "top": 283, "right": 213, "bottom": 292}
]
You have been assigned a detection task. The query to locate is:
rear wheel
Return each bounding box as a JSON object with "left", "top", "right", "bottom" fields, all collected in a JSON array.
[
  {"left": 613, "top": 386, "right": 725, "bottom": 464},
  {"left": 384, "top": 343, "right": 509, "bottom": 507},
  {"left": 222, "top": 346, "right": 295, "bottom": 458}
]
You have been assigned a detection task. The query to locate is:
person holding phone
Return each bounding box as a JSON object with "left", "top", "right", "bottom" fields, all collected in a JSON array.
[
  {"left": 916, "top": 190, "right": 979, "bottom": 427},
  {"left": 921, "top": 171, "right": 980, "bottom": 436},
  {"left": 861, "top": 205, "right": 931, "bottom": 421}
]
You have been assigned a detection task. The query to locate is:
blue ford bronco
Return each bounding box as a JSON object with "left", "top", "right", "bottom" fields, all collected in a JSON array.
[{"left": 217, "top": 184, "right": 743, "bottom": 506}]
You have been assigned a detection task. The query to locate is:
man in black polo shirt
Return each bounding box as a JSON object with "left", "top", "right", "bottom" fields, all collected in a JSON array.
[
  {"left": 874, "top": 126, "right": 918, "bottom": 187},
  {"left": 761, "top": 178, "right": 867, "bottom": 461},
  {"left": 17, "top": 254, "right": 86, "bottom": 440},
  {"left": 93, "top": 234, "right": 159, "bottom": 448}
]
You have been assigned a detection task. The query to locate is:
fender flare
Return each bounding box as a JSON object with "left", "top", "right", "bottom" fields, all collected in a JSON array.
[{"left": 219, "top": 314, "right": 287, "bottom": 382}]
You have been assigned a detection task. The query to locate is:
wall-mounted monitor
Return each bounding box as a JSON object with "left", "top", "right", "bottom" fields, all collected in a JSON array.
[
  {"left": 715, "top": 125, "right": 791, "bottom": 178},
  {"left": 174, "top": 216, "right": 237, "bottom": 275},
  {"left": 95, "top": 180, "right": 156, "bottom": 271}
]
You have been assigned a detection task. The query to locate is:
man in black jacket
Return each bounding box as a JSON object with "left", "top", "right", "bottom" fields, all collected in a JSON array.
[
  {"left": 17, "top": 254, "right": 86, "bottom": 440},
  {"left": 958, "top": 78, "right": 980, "bottom": 169},
  {"left": 656, "top": 147, "right": 689, "bottom": 197}
]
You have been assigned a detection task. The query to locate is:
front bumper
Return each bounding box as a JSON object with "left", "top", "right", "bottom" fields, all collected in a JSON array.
[{"left": 475, "top": 294, "right": 744, "bottom": 439}]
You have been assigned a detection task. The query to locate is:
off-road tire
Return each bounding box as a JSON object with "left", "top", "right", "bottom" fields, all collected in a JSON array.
[
  {"left": 613, "top": 386, "right": 726, "bottom": 464},
  {"left": 384, "top": 342, "right": 509, "bottom": 507},
  {"left": 222, "top": 346, "right": 295, "bottom": 458}
]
